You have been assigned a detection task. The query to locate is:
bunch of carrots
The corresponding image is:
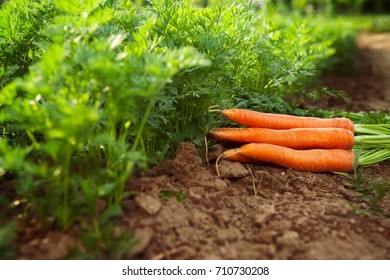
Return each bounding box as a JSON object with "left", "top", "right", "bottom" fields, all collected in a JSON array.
[{"left": 208, "top": 108, "right": 390, "bottom": 173}]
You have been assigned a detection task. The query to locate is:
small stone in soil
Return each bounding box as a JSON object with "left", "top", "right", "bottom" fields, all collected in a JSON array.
[
  {"left": 217, "top": 160, "right": 249, "bottom": 179},
  {"left": 134, "top": 193, "right": 162, "bottom": 215},
  {"left": 255, "top": 204, "right": 276, "bottom": 226}
]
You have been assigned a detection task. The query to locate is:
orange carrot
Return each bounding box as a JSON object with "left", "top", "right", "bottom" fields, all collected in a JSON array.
[
  {"left": 224, "top": 143, "right": 355, "bottom": 172},
  {"left": 220, "top": 109, "right": 355, "bottom": 132},
  {"left": 208, "top": 127, "right": 354, "bottom": 150}
]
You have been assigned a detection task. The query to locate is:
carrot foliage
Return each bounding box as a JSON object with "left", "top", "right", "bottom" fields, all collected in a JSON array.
[{"left": 0, "top": 0, "right": 208, "bottom": 233}]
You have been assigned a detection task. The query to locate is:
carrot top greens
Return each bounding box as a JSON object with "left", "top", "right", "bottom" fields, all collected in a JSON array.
[{"left": 353, "top": 123, "right": 390, "bottom": 166}]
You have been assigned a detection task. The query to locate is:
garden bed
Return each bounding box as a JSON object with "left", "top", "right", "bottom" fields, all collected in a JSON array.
[{"left": 13, "top": 32, "right": 390, "bottom": 260}]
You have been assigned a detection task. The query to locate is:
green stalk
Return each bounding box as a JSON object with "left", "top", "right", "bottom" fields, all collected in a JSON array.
[
  {"left": 62, "top": 149, "right": 72, "bottom": 230},
  {"left": 132, "top": 99, "right": 154, "bottom": 153},
  {"left": 343, "top": 112, "right": 365, "bottom": 123},
  {"left": 354, "top": 124, "right": 390, "bottom": 147},
  {"left": 357, "top": 148, "right": 390, "bottom": 166},
  {"left": 113, "top": 98, "right": 154, "bottom": 204},
  {"left": 26, "top": 130, "right": 40, "bottom": 149},
  {"left": 352, "top": 123, "right": 390, "bottom": 167},
  {"left": 354, "top": 135, "right": 390, "bottom": 148},
  {"left": 354, "top": 124, "right": 390, "bottom": 135}
]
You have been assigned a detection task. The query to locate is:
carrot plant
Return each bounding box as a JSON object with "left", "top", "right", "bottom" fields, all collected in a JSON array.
[
  {"left": 0, "top": 223, "right": 15, "bottom": 260},
  {"left": 67, "top": 205, "right": 139, "bottom": 260},
  {"left": 347, "top": 166, "right": 390, "bottom": 216},
  {"left": 0, "top": 0, "right": 59, "bottom": 79},
  {"left": 0, "top": 0, "right": 208, "bottom": 232},
  {"left": 0, "top": 195, "right": 16, "bottom": 260}
]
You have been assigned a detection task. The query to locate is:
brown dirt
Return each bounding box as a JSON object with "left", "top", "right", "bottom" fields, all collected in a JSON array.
[
  {"left": 322, "top": 32, "right": 390, "bottom": 112},
  {"left": 10, "top": 33, "right": 390, "bottom": 260}
]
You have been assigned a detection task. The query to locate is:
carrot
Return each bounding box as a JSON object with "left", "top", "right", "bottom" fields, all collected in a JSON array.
[
  {"left": 208, "top": 127, "right": 355, "bottom": 150},
  {"left": 224, "top": 143, "right": 355, "bottom": 172},
  {"left": 220, "top": 109, "right": 355, "bottom": 132}
]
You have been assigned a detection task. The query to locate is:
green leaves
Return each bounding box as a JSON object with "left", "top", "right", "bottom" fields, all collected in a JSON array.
[
  {"left": 144, "top": 0, "right": 347, "bottom": 159},
  {"left": 0, "top": 0, "right": 210, "bottom": 231},
  {"left": 0, "top": 223, "right": 16, "bottom": 260},
  {"left": 0, "top": 0, "right": 59, "bottom": 78},
  {"left": 0, "top": 0, "right": 362, "bottom": 253},
  {"left": 348, "top": 167, "right": 390, "bottom": 216}
]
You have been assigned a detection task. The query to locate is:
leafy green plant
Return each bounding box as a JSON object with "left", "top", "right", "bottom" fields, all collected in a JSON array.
[
  {"left": 0, "top": 0, "right": 208, "bottom": 231},
  {"left": 312, "top": 17, "right": 357, "bottom": 74},
  {"left": 67, "top": 204, "right": 139, "bottom": 260},
  {"left": 270, "top": 0, "right": 367, "bottom": 15},
  {"left": 0, "top": 0, "right": 59, "bottom": 79},
  {"left": 371, "top": 16, "right": 390, "bottom": 33},
  {"left": 347, "top": 167, "right": 390, "bottom": 216},
  {"left": 0, "top": 223, "right": 16, "bottom": 260},
  {"left": 0, "top": 195, "right": 16, "bottom": 259}
]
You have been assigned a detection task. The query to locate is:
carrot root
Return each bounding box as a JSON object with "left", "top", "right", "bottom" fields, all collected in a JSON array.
[
  {"left": 220, "top": 108, "right": 355, "bottom": 132},
  {"left": 238, "top": 143, "right": 355, "bottom": 172},
  {"left": 205, "top": 135, "right": 210, "bottom": 167},
  {"left": 208, "top": 127, "right": 355, "bottom": 150}
]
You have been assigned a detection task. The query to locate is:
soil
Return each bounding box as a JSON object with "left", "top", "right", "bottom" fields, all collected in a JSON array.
[
  {"left": 322, "top": 32, "right": 390, "bottom": 112},
  {"left": 8, "top": 33, "right": 390, "bottom": 260}
]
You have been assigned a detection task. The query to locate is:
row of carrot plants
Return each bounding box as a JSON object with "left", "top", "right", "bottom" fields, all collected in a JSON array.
[{"left": 0, "top": 0, "right": 387, "bottom": 258}]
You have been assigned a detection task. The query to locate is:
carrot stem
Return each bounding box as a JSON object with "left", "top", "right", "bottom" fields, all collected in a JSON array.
[
  {"left": 353, "top": 123, "right": 390, "bottom": 165},
  {"left": 354, "top": 124, "right": 390, "bottom": 135},
  {"left": 357, "top": 148, "right": 390, "bottom": 166}
]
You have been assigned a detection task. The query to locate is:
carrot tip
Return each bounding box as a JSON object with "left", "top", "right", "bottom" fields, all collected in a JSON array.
[
  {"left": 204, "top": 135, "right": 210, "bottom": 167},
  {"left": 215, "top": 153, "right": 224, "bottom": 177}
]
